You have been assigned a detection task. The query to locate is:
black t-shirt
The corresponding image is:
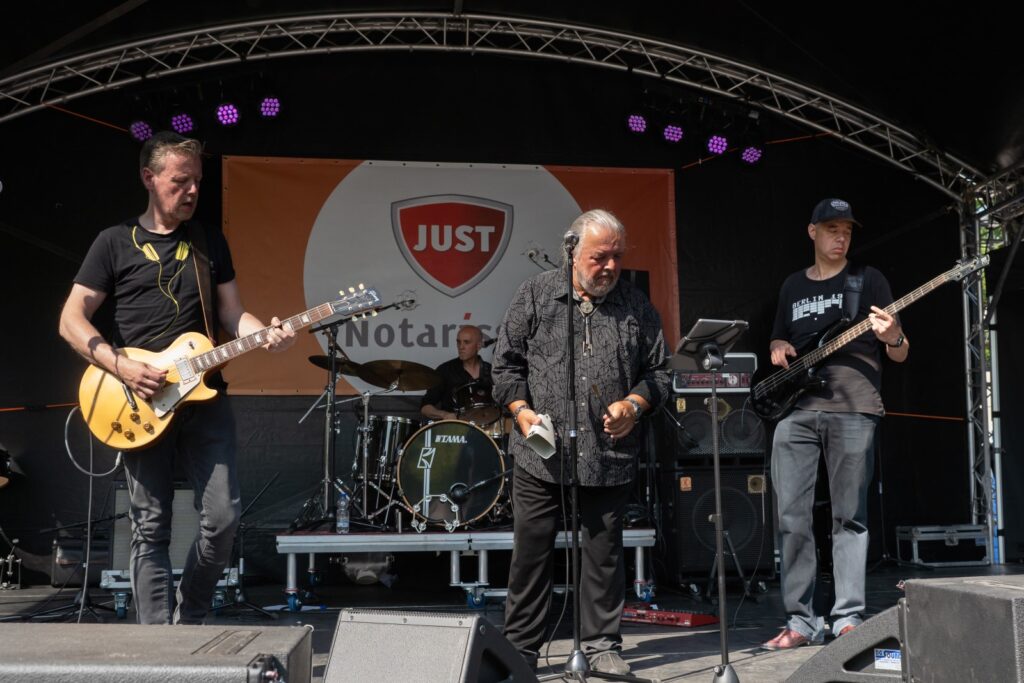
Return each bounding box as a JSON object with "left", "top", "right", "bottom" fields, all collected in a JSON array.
[
  {"left": 74, "top": 220, "right": 236, "bottom": 352},
  {"left": 770, "top": 263, "right": 895, "bottom": 415},
  {"left": 421, "top": 357, "right": 494, "bottom": 412}
]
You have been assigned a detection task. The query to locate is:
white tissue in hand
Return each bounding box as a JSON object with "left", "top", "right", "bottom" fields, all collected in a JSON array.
[{"left": 525, "top": 414, "right": 556, "bottom": 459}]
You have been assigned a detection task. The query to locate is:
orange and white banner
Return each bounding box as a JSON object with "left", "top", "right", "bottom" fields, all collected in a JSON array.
[{"left": 222, "top": 157, "right": 678, "bottom": 394}]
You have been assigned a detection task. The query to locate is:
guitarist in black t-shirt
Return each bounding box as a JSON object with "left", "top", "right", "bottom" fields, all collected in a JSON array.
[
  {"left": 58, "top": 132, "right": 296, "bottom": 625},
  {"left": 762, "top": 198, "right": 908, "bottom": 651}
]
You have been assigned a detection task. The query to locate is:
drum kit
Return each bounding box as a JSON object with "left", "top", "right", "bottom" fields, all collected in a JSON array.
[{"left": 300, "top": 352, "right": 514, "bottom": 533}]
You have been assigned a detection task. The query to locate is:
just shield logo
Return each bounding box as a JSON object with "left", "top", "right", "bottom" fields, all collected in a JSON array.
[{"left": 392, "top": 194, "right": 513, "bottom": 297}]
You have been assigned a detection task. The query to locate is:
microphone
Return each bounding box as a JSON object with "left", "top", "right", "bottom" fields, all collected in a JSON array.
[
  {"left": 564, "top": 230, "right": 579, "bottom": 247},
  {"left": 448, "top": 482, "right": 470, "bottom": 505},
  {"left": 397, "top": 291, "right": 418, "bottom": 310},
  {"left": 481, "top": 337, "right": 497, "bottom": 348}
]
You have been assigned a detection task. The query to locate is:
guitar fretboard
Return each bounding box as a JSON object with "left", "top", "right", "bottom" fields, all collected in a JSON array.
[{"left": 189, "top": 290, "right": 378, "bottom": 373}]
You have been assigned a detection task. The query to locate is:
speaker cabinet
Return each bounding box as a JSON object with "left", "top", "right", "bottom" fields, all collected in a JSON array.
[
  {"left": 0, "top": 623, "right": 313, "bottom": 682},
  {"left": 791, "top": 574, "right": 1024, "bottom": 682},
  {"left": 325, "top": 609, "right": 538, "bottom": 683},
  {"left": 663, "top": 467, "right": 774, "bottom": 577},
  {"left": 111, "top": 481, "right": 199, "bottom": 570}
]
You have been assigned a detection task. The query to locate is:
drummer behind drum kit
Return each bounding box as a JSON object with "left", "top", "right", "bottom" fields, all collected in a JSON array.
[{"left": 306, "top": 354, "right": 514, "bottom": 533}]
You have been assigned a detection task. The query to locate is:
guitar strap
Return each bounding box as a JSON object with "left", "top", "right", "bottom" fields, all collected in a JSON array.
[
  {"left": 187, "top": 222, "right": 217, "bottom": 341},
  {"left": 842, "top": 262, "right": 865, "bottom": 321}
]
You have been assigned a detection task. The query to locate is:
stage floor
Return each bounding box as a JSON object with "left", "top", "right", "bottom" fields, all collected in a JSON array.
[{"left": 2, "top": 559, "right": 1021, "bottom": 682}]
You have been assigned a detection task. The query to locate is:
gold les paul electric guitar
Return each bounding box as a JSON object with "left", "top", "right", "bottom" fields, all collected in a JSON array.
[{"left": 78, "top": 285, "right": 381, "bottom": 451}]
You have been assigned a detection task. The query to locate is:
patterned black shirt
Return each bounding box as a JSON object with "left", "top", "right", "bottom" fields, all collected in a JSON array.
[{"left": 492, "top": 269, "right": 670, "bottom": 486}]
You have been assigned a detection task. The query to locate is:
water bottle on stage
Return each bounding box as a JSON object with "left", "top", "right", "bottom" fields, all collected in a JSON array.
[{"left": 336, "top": 491, "right": 350, "bottom": 534}]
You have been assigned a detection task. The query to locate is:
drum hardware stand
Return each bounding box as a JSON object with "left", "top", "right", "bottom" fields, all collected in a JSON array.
[
  {"left": 211, "top": 473, "right": 279, "bottom": 620},
  {"left": 291, "top": 318, "right": 362, "bottom": 532},
  {"left": 671, "top": 319, "right": 749, "bottom": 683},
  {"left": 538, "top": 232, "right": 657, "bottom": 683},
  {"left": 0, "top": 525, "right": 21, "bottom": 591},
  {"left": 334, "top": 381, "right": 402, "bottom": 529}
]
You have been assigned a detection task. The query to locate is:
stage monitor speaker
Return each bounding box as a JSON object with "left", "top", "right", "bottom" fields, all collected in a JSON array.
[
  {"left": 790, "top": 574, "right": 1024, "bottom": 682},
  {"left": 111, "top": 480, "right": 199, "bottom": 570},
  {"left": 0, "top": 623, "right": 313, "bottom": 682},
  {"left": 788, "top": 605, "right": 902, "bottom": 682},
  {"left": 325, "top": 609, "right": 538, "bottom": 683},
  {"left": 664, "top": 467, "right": 774, "bottom": 576}
]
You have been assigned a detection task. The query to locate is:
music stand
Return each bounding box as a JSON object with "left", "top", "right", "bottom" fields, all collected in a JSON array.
[{"left": 671, "top": 319, "right": 748, "bottom": 683}]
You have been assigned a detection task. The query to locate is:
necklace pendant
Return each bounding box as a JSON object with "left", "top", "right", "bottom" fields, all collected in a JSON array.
[{"left": 580, "top": 300, "right": 594, "bottom": 315}]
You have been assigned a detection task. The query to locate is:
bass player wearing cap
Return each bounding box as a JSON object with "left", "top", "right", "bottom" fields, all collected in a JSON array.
[{"left": 763, "top": 198, "right": 908, "bottom": 650}]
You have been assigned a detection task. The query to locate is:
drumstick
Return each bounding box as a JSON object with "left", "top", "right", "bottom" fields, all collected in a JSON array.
[
  {"left": 592, "top": 384, "right": 619, "bottom": 420},
  {"left": 592, "top": 384, "right": 619, "bottom": 441}
]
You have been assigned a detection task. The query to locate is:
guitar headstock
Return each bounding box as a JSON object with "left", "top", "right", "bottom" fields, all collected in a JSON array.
[
  {"left": 329, "top": 284, "right": 382, "bottom": 317},
  {"left": 950, "top": 254, "right": 991, "bottom": 282}
]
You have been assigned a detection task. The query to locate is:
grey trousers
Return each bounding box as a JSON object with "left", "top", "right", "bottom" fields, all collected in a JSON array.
[
  {"left": 771, "top": 409, "right": 878, "bottom": 639},
  {"left": 123, "top": 397, "right": 240, "bottom": 625},
  {"left": 502, "top": 465, "right": 633, "bottom": 662}
]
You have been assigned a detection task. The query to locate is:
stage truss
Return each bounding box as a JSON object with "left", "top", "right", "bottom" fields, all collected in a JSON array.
[
  {"left": 0, "top": 12, "right": 983, "bottom": 200},
  {"left": 0, "top": 10, "right": 1015, "bottom": 559},
  {"left": 962, "top": 162, "right": 1024, "bottom": 562}
]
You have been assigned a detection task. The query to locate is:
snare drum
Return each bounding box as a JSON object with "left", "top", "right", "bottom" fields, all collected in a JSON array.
[
  {"left": 452, "top": 380, "right": 501, "bottom": 428},
  {"left": 352, "top": 415, "right": 419, "bottom": 482},
  {"left": 397, "top": 419, "right": 506, "bottom": 531}
]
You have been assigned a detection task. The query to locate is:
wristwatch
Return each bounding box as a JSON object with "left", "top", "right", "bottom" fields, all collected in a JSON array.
[
  {"left": 624, "top": 397, "right": 643, "bottom": 419},
  {"left": 512, "top": 404, "right": 532, "bottom": 419},
  {"left": 886, "top": 333, "right": 905, "bottom": 348}
]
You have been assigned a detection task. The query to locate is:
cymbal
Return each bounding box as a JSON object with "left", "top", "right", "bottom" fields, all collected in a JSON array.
[
  {"left": 308, "top": 354, "right": 363, "bottom": 376},
  {"left": 357, "top": 359, "right": 441, "bottom": 391}
]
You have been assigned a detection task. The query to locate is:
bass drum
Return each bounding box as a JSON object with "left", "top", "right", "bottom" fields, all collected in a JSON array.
[{"left": 397, "top": 419, "right": 506, "bottom": 531}]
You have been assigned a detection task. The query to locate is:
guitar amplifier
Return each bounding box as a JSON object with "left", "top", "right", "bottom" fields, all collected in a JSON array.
[
  {"left": 667, "top": 353, "right": 765, "bottom": 465},
  {"left": 110, "top": 481, "right": 198, "bottom": 570},
  {"left": 672, "top": 352, "right": 757, "bottom": 394}
]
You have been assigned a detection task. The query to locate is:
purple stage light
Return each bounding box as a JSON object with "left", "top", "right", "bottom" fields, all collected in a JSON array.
[
  {"left": 706, "top": 134, "right": 728, "bottom": 155},
  {"left": 663, "top": 124, "right": 684, "bottom": 143},
  {"left": 129, "top": 121, "right": 153, "bottom": 142},
  {"left": 627, "top": 114, "right": 647, "bottom": 133},
  {"left": 259, "top": 97, "right": 281, "bottom": 118},
  {"left": 216, "top": 103, "right": 240, "bottom": 126},
  {"left": 741, "top": 145, "right": 764, "bottom": 164},
  {"left": 171, "top": 113, "right": 194, "bottom": 134}
]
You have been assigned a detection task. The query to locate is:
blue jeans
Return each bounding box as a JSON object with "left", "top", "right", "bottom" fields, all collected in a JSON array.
[
  {"left": 122, "top": 397, "right": 240, "bottom": 624},
  {"left": 771, "top": 409, "right": 877, "bottom": 639}
]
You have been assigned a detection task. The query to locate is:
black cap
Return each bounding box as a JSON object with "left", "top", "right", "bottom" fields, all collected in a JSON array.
[{"left": 810, "top": 198, "right": 861, "bottom": 226}]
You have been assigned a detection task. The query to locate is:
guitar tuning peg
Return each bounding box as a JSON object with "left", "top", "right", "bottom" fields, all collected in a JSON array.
[
  {"left": 348, "top": 286, "right": 356, "bottom": 294},
  {"left": 358, "top": 283, "right": 365, "bottom": 290},
  {"left": 371, "top": 310, "right": 378, "bottom": 317}
]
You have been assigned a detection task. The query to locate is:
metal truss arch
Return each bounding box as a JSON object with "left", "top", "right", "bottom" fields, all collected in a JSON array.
[{"left": 0, "top": 12, "right": 983, "bottom": 198}]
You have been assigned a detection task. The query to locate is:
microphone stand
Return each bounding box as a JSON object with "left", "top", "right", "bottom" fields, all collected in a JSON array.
[
  {"left": 543, "top": 235, "right": 654, "bottom": 683},
  {"left": 672, "top": 319, "right": 749, "bottom": 683}
]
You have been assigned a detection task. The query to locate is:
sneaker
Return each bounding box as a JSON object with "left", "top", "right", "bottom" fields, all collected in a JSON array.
[
  {"left": 837, "top": 624, "right": 856, "bottom": 637},
  {"left": 589, "top": 651, "right": 631, "bottom": 674},
  {"left": 762, "top": 628, "right": 820, "bottom": 651}
]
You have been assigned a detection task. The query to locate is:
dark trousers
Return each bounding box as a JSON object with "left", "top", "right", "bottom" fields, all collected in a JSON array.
[
  {"left": 123, "top": 397, "right": 240, "bottom": 625},
  {"left": 503, "top": 465, "right": 633, "bottom": 659}
]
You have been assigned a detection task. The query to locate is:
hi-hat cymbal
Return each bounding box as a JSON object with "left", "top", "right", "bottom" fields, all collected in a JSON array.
[
  {"left": 357, "top": 359, "right": 440, "bottom": 391},
  {"left": 308, "top": 354, "right": 363, "bottom": 376}
]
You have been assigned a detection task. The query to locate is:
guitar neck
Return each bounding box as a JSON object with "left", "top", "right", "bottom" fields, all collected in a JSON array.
[
  {"left": 189, "top": 303, "right": 336, "bottom": 373},
  {"left": 796, "top": 270, "right": 956, "bottom": 369}
]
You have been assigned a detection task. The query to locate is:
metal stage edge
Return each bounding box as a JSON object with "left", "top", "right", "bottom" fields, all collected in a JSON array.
[{"left": 276, "top": 528, "right": 656, "bottom": 608}]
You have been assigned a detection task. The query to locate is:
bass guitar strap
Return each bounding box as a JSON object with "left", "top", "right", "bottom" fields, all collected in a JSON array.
[{"left": 842, "top": 262, "right": 865, "bottom": 322}]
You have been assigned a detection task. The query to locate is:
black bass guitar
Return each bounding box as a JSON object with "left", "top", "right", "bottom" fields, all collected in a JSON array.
[{"left": 750, "top": 256, "right": 988, "bottom": 421}]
